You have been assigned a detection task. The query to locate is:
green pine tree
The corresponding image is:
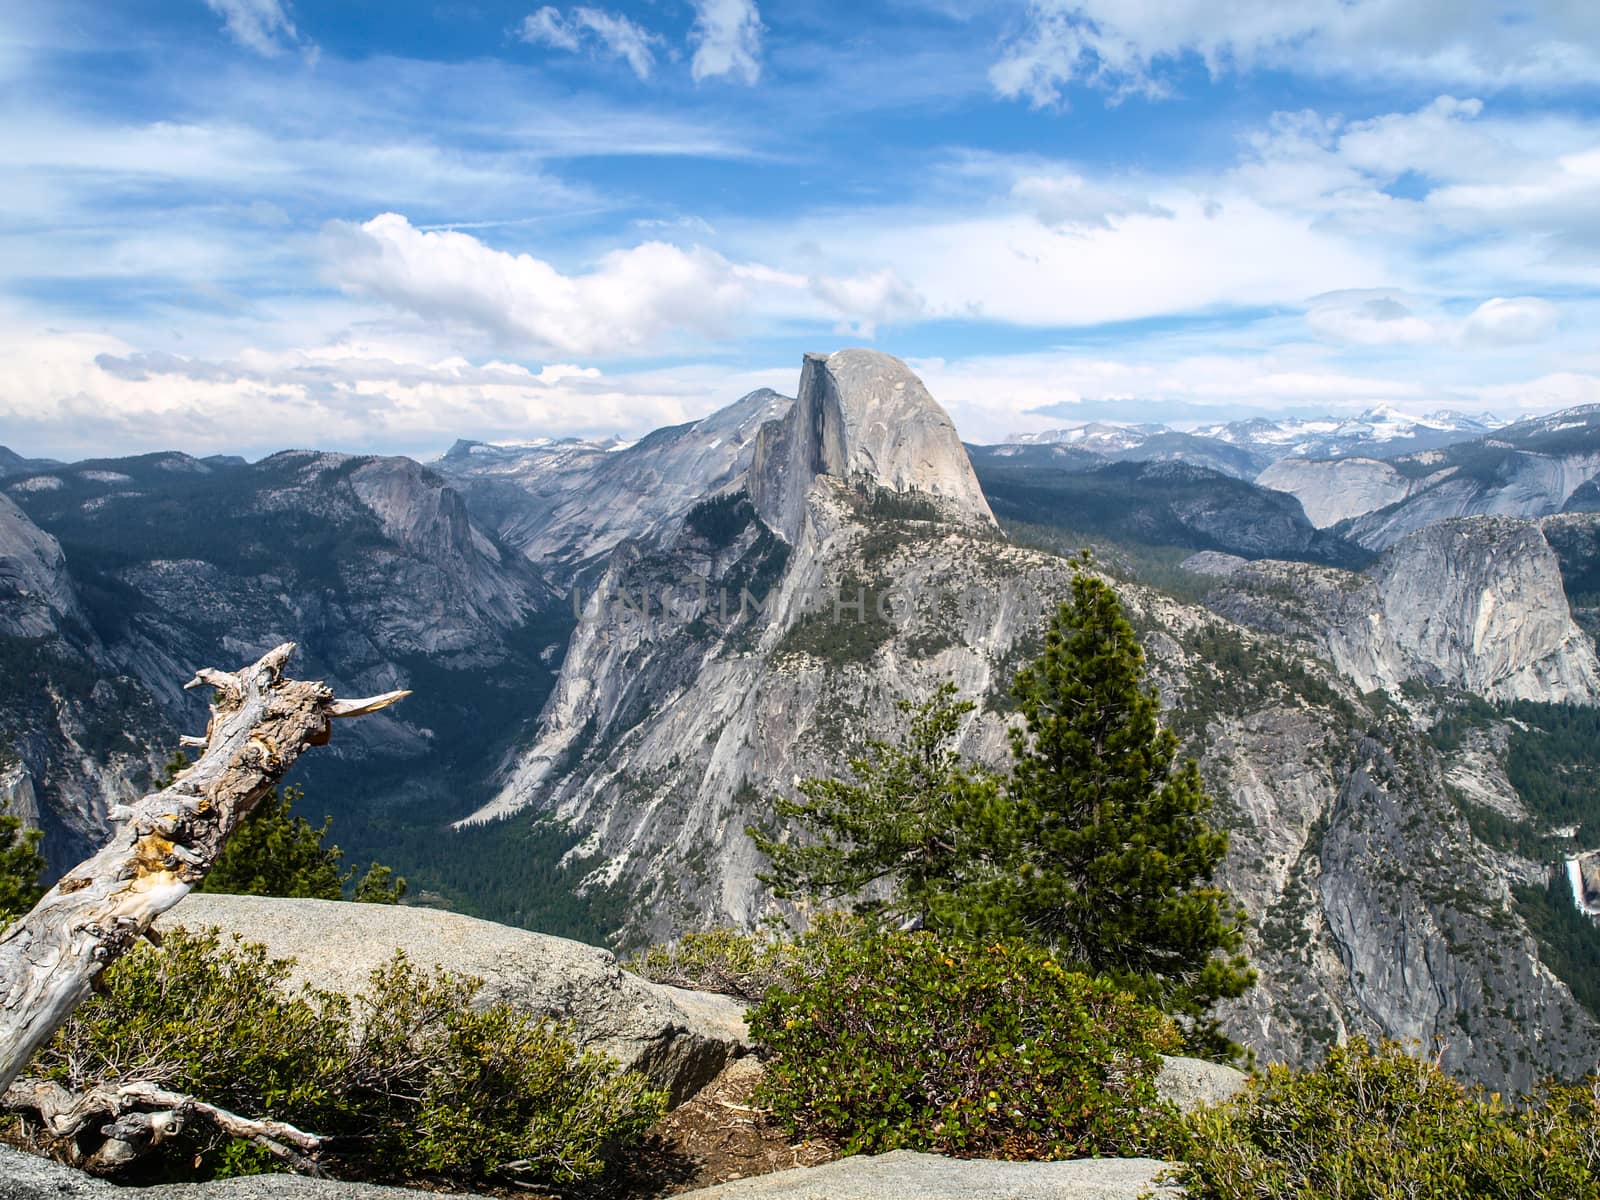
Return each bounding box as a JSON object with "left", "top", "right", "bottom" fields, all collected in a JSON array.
[
  {"left": 0, "top": 810, "right": 47, "bottom": 923},
  {"left": 984, "top": 558, "right": 1254, "bottom": 1052},
  {"left": 748, "top": 684, "right": 997, "bottom": 928},
  {"left": 159, "top": 750, "right": 405, "bottom": 903},
  {"left": 198, "top": 783, "right": 349, "bottom": 900}
]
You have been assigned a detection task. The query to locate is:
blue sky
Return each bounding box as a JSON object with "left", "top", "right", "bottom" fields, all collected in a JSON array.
[{"left": 2, "top": 0, "right": 1599, "bottom": 459}]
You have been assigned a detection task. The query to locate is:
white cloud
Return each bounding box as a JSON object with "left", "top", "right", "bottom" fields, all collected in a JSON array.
[
  {"left": 1461, "top": 296, "right": 1560, "bottom": 345},
  {"left": 326, "top": 214, "right": 755, "bottom": 356},
  {"left": 1306, "top": 290, "right": 1437, "bottom": 346},
  {"left": 202, "top": 0, "right": 309, "bottom": 58},
  {"left": 744, "top": 193, "right": 1387, "bottom": 329},
  {"left": 516, "top": 6, "right": 662, "bottom": 80},
  {"left": 518, "top": 7, "right": 580, "bottom": 52},
  {"left": 809, "top": 269, "right": 925, "bottom": 337},
  {"left": 689, "top": 0, "right": 764, "bottom": 85},
  {"left": 1470, "top": 371, "right": 1600, "bottom": 415},
  {"left": 324, "top": 213, "right": 927, "bottom": 355},
  {"left": 1010, "top": 172, "right": 1172, "bottom": 229},
  {"left": 991, "top": 0, "right": 1600, "bottom": 107},
  {"left": 0, "top": 319, "right": 798, "bottom": 460}
]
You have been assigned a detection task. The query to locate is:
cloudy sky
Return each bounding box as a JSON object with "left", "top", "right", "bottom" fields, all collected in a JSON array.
[{"left": 3, "top": 1, "right": 1599, "bottom": 459}]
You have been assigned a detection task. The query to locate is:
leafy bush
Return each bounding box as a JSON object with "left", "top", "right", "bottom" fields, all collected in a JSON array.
[
  {"left": 24, "top": 928, "right": 665, "bottom": 1188},
  {"left": 748, "top": 930, "right": 1180, "bottom": 1160},
  {"left": 630, "top": 926, "right": 794, "bottom": 1003},
  {"left": 628, "top": 913, "right": 860, "bottom": 1003},
  {"left": 1175, "top": 1038, "right": 1600, "bottom": 1199}
]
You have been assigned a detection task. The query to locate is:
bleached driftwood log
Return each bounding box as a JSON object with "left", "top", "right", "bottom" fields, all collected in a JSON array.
[{"left": 0, "top": 643, "right": 407, "bottom": 1105}]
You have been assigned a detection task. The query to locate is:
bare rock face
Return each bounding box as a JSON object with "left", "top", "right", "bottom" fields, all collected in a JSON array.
[
  {"left": 438, "top": 388, "right": 792, "bottom": 575},
  {"left": 1154, "top": 1056, "right": 1248, "bottom": 1112},
  {"left": 1347, "top": 517, "right": 1600, "bottom": 701},
  {"left": 0, "top": 1142, "right": 493, "bottom": 1198},
  {"left": 750, "top": 350, "right": 995, "bottom": 543},
  {"left": 0, "top": 493, "right": 80, "bottom": 638},
  {"left": 1257, "top": 456, "right": 1418, "bottom": 528},
  {"left": 160, "top": 894, "right": 749, "bottom": 1106},
  {"left": 1192, "top": 516, "right": 1600, "bottom": 704}
]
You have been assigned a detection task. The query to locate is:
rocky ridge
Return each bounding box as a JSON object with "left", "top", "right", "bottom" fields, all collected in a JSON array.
[
  {"left": 0, "top": 450, "right": 566, "bottom": 876},
  {"left": 457, "top": 352, "right": 1600, "bottom": 1088},
  {"left": 1185, "top": 516, "right": 1600, "bottom": 703}
]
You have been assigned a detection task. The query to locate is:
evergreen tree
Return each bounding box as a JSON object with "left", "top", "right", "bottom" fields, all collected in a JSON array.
[
  {"left": 159, "top": 750, "right": 406, "bottom": 903},
  {"left": 748, "top": 684, "right": 997, "bottom": 928},
  {"left": 984, "top": 560, "right": 1253, "bottom": 1051},
  {"left": 0, "top": 810, "right": 46, "bottom": 923},
  {"left": 198, "top": 784, "right": 349, "bottom": 900}
]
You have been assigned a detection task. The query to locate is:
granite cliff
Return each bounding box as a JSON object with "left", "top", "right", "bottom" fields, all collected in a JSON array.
[
  {"left": 1186, "top": 516, "right": 1600, "bottom": 704},
  {"left": 452, "top": 353, "right": 1600, "bottom": 1088}
]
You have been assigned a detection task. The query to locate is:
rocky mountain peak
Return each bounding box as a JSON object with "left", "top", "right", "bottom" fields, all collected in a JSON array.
[{"left": 750, "top": 349, "right": 995, "bottom": 541}]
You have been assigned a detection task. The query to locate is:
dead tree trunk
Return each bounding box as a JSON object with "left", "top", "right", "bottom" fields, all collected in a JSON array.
[{"left": 0, "top": 643, "right": 407, "bottom": 1096}]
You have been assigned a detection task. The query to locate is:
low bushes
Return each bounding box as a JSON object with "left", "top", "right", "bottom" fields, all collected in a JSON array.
[
  {"left": 1175, "top": 1038, "right": 1600, "bottom": 1200},
  {"left": 19, "top": 928, "right": 665, "bottom": 1188},
  {"left": 747, "top": 929, "right": 1180, "bottom": 1160},
  {"left": 628, "top": 914, "right": 856, "bottom": 1003}
]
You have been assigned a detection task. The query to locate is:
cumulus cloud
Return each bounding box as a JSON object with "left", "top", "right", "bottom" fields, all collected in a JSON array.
[
  {"left": 1306, "top": 290, "right": 1437, "bottom": 346},
  {"left": 0, "top": 321, "right": 802, "bottom": 460},
  {"left": 1461, "top": 296, "right": 1560, "bottom": 345},
  {"left": 202, "top": 0, "right": 310, "bottom": 58},
  {"left": 322, "top": 214, "right": 923, "bottom": 356},
  {"left": 517, "top": 6, "right": 662, "bottom": 80},
  {"left": 326, "top": 213, "right": 760, "bottom": 356},
  {"left": 689, "top": 0, "right": 764, "bottom": 84},
  {"left": 991, "top": 0, "right": 1600, "bottom": 107},
  {"left": 809, "top": 268, "right": 926, "bottom": 337}
]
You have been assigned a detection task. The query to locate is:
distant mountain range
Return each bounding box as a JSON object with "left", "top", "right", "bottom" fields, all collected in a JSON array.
[{"left": 1005, "top": 406, "right": 1508, "bottom": 472}]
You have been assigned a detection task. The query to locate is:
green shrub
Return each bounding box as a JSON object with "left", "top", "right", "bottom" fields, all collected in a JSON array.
[
  {"left": 628, "top": 913, "right": 860, "bottom": 1003},
  {"left": 345, "top": 956, "right": 665, "bottom": 1184},
  {"left": 24, "top": 929, "right": 665, "bottom": 1188},
  {"left": 748, "top": 930, "right": 1180, "bottom": 1160},
  {"left": 629, "top": 926, "right": 793, "bottom": 1002},
  {"left": 1175, "top": 1038, "right": 1600, "bottom": 1199},
  {"left": 0, "top": 807, "right": 46, "bottom": 923}
]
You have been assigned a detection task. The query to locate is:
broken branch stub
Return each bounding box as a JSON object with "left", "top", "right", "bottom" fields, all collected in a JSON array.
[{"left": 0, "top": 643, "right": 409, "bottom": 1095}]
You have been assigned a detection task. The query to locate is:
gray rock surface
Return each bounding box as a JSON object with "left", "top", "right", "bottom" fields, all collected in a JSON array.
[
  {"left": 0, "top": 491, "right": 79, "bottom": 638},
  {"left": 1256, "top": 456, "right": 1417, "bottom": 528},
  {"left": 0, "top": 1145, "right": 491, "bottom": 1199},
  {"left": 0, "top": 1144, "right": 1180, "bottom": 1200},
  {"left": 1155, "top": 1057, "right": 1248, "bottom": 1112},
  {"left": 436, "top": 388, "right": 792, "bottom": 575},
  {"left": 676, "top": 1151, "right": 1181, "bottom": 1199},
  {"left": 159, "top": 894, "right": 749, "bottom": 1104},
  {"left": 1188, "top": 516, "right": 1600, "bottom": 703},
  {"left": 751, "top": 349, "right": 995, "bottom": 543}
]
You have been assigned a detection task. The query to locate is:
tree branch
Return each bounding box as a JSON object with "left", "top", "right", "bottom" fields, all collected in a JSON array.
[
  {"left": 4, "top": 1076, "right": 329, "bottom": 1175},
  {"left": 0, "top": 643, "right": 410, "bottom": 1095}
]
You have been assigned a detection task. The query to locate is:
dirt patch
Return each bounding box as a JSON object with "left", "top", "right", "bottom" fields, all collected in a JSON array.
[{"left": 613, "top": 1058, "right": 836, "bottom": 1197}]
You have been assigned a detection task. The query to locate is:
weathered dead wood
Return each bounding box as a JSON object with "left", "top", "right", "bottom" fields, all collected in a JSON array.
[
  {"left": 4, "top": 1076, "right": 328, "bottom": 1174},
  {"left": 0, "top": 643, "right": 408, "bottom": 1098}
]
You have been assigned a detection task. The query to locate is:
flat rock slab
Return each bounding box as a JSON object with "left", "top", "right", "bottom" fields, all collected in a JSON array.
[
  {"left": 158, "top": 894, "right": 749, "bottom": 1104},
  {"left": 676, "top": 1151, "right": 1182, "bottom": 1199},
  {"left": 0, "top": 1145, "right": 490, "bottom": 1199}
]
